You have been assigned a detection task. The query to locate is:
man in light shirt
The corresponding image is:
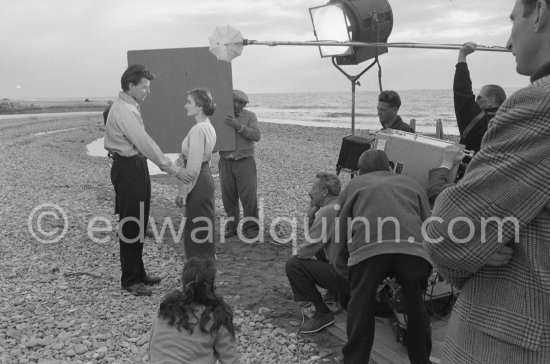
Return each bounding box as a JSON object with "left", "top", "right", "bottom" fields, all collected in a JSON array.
[{"left": 104, "top": 64, "right": 185, "bottom": 296}]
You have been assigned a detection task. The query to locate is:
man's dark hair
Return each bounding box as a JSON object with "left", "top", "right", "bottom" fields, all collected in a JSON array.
[
  {"left": 121, "top": 64, "right": 155, "bottom": 91},
  {"left": 522, "top": 0, "right": 550, "bottom": 16},
  {"left": 315, "top": 172, "right": 341, "bottom": 196},
  {"left": 378, "top": 90, "right": 401, "bottom": 109}
]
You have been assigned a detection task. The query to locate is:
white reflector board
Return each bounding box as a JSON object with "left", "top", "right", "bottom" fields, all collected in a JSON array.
[{"left": 374, "top": 130, "right": 464, "bottom": 189}]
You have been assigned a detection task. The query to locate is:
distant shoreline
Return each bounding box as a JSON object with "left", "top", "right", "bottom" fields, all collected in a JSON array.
[
  {"left": 0, "top": 98, "right": 110, "bottom": 115},
  {"left": 0, "top": 98, "right": 460, "bottom": 135}
]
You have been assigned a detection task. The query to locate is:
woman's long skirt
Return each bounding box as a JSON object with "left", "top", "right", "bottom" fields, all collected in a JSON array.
[{"left": 183, "top": 163, "right": 215, "bottom": 259}]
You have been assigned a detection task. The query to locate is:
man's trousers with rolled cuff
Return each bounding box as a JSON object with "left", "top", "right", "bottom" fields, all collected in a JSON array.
[{"left": 218, "top": 157, "right": 259, "bottom": 233}]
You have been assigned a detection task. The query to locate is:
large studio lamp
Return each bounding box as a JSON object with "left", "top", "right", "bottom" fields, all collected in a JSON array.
[
  {"left": 309, "top": 0, "right": 394, "bottom": 141},
  {"left": 310, "top": 0, "right": 393, "bottom": 176},
  {"left": 310, "top": 0, "right": 393, "bottom": 65}
]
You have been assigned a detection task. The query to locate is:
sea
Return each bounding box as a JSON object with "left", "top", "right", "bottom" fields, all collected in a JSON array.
[
  {"left": 1, "top": 89, "right": 521, "bottom": 135},
  {"left": 246, "top": 88, "right": 520, "bottom": 135},
  {"left": 247, "top": 89, "right": 456, "bottom": 134}
]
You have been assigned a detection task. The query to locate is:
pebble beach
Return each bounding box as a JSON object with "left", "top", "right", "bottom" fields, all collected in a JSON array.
[{"left": 0, "top": 109, "right": 359, "bottom": 364}]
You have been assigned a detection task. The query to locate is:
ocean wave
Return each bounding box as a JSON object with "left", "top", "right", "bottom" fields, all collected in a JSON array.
[{"left": 325, "top": 112, "right": 379, "bottom": 118}]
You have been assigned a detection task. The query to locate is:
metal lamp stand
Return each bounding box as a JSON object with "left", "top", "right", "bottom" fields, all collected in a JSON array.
[
  {"left": 332, "top": 57, "right": 379, "bottom": 178},
  {"left": 331, "top": 57, "right": 378, "bottom": 135}
]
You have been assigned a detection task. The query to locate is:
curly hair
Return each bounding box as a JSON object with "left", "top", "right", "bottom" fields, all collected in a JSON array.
[
  {"left": 121, "top": 64, "right": 155, "bottom": 91},
  {"left": 188, "top": 88, "right": 216, "bottom": 116},
  {"left": 157, "top": 257, "right": 235, "bottom": 337},
  {"left": 315, "top": 172, "right": 341, "bottom": 196}
]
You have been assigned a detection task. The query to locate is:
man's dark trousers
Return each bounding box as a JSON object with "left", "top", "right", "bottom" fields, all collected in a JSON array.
[
  {"left": 285, "top": 256, "right": 350, "bottom": 308},
  {"left": 343, "top": 254, "right": 432, "bottom": 364},
  {"left": 110, "top": 154, "right": 151, "bottom": 288},
  {"left": 218, "top": 157, "right": 258, "bottom": 232}
]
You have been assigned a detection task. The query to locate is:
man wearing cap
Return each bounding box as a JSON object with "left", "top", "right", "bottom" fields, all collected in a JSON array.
[{"left": 219, "top": 90, "right": 261, "bottom": 239}]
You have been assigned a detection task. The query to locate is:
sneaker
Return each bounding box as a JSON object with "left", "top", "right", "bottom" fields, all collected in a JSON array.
[
  {"left": 299, "top": 311, "right": 335, "bottom": 334},
  {"left": 142, "top": 275, "right": 162, "bottom": 286},
  {"left": 122, "top": 283, "right": 152, "bottom": 296}
]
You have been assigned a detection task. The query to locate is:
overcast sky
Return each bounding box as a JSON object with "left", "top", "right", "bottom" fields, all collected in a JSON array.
[{"left": 0, "top": 0, "right": 526, "bottom": 99}]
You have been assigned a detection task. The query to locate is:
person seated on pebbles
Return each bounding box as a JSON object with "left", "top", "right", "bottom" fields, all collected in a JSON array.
[
  {"left": 148, "top": 256, "right": 240, "bottom": 364},
  {"left": 285, "top": 172, "right": 351, "bottom": 334}
]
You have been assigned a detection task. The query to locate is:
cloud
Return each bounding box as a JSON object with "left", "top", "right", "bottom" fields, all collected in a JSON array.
[{"left": 0, "top": 0, "right": 526, "bottom": 98}]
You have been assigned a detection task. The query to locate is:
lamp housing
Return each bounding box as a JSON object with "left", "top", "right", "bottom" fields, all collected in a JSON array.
[{"left": 310, "top": 0, "right": 393, "bottom": 65}]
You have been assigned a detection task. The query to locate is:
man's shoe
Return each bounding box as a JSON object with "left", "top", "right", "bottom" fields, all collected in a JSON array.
[
  {"left": 299, "top": 311, "right": 335, "bottom": 334},
  {"left": 122, "top": 283, "right": 152, "bottom": 296},
  {"left": 142, "top": 275, "right": 162, "bottom": 286}
]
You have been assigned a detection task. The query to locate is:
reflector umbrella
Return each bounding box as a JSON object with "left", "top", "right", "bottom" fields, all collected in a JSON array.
[{"left": 208, "top": 25, "right": 244, "bottom": 62}]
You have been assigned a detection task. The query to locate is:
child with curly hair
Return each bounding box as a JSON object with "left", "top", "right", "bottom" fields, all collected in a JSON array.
[{"left": 148, "top": 257, "right": 240, "bottom": 364}]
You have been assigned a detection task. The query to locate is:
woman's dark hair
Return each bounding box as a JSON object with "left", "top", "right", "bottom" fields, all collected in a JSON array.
[
  {"left": 188, "top": 88, "right": 216, "bottom": 116},
  {"left": 121, "top": 64, "right": 155, "bottom": 91},
  {"left": 158, "top": 256, "right": 235, "bottom": 337}
]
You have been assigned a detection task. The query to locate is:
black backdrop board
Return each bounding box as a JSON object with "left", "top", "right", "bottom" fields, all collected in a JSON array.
[{"left": 127, "top": 47, "right": 236, "bottom": 153}]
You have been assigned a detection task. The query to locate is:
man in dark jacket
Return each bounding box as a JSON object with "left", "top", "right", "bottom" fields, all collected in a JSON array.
[
  {"left": 334, "top": 150, "right": 432, "bottom": 364},
  {"left": 454, "top": 42, "right": 506, "bottom": 154},
  {"left": 426, "top": 43, "right": 508, "bottom": 203},
  {"left": 377, "top": 90, "right": 415, "bottom": 133}
]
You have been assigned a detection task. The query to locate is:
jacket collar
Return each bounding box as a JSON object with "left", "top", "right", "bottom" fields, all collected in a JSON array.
[
  {"left": 119, "top": 91, "right": 140, "bottom": 108},
  {"left": 385, "top": 115, "right": 403, "bottom": 129},
  {"left": 530, "top": 62, "right": 550, "bottom": 86}
]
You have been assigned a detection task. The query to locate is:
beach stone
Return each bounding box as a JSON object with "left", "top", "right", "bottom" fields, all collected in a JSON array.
[
  {"left": 74, "top": 344, "right": 88, "bottom": 355},
  {"left": 65, "top": 349, "right": 76, "bottom": 357},
  {"left": 6, "top": 330, "right": 21, "bottom": 340},
  {"left": 11, "top": 315, "right": 26, "bottom": 322},
  {"left": 25, "top": 339, "right": 41, "bottom": 348},
  {"left": 50, "top": 342, "right": 64, "bottom": 350},
  {"left": 13, "top": 297, "right": 25, "bottom": 306},
  {"left": 96, "top": 333, "right": 112, "bottom": 340},
  {"left": 9, "top": 348, "right": 22, "bottom": 357},
  {"left": 57, "top": 320, "right": 74, "bottom": 329}
]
